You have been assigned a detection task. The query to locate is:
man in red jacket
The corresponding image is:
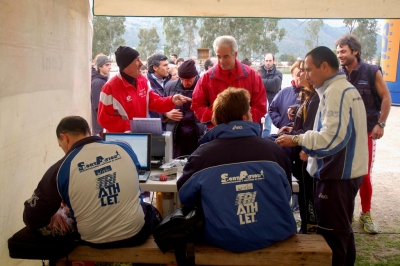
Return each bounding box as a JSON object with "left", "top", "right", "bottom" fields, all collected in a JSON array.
[
  {"left": 98, "top": 46, "right": 191, "bottom": 133},
  {"left": 191, "top": 35, "right": 266, "bottom": 130}
]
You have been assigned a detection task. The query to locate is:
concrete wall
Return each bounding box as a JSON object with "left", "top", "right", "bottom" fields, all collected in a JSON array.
[{"left": 0, "top": 0, "right": 92, "bottom": 264}]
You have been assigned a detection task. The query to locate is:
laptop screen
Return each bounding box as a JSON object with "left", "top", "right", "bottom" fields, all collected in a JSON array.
[{"left": 103, "top": 133, "right": 151, "bottom": 170}]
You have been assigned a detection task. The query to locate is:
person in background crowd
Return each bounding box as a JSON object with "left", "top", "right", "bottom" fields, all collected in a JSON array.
[
  {"left": 140, "top": 65, "right": 148, "bottom": 76},
  {"left": 178, "top": 88, "right": 296, "bottom": 252},
  {"left": 91, "top": 55, "right": 111, "bottom": 136},
  {"left": 169, "top": 53, "right": 178, "bottom": 65},
  {"left": 276, "top": 46, "right": 368, "bottom": 265},
  {"left": 259, "top": 53, "right": 283, "bottom": 138},
  {"left": 336, "top": 34, "right": 392, "bottom": 234},
  {"left": 146, "top": 54, "right": 172, "bottom": 130},
  {"left": 168, "top": 65, "right": 179, "bottom": 81},
  {"left": 191, "top": 56, "right": 202, "bottom": 75},
  {"left": 176, "top": 57, "right": 185, "bottom": 67},
  {"left": 97, "top": 46, "right": 190, "bottom": 133},
  {"left": 204, "top": 58, "right": 214, "bottom": 72},
  {"left": 164, "top": 60, "right": 204, "bottom": 158},
  {"left": 267, "top": 60, "right": 302, "bottom": 130},
  {"left": 92, "top": 53, "right": 106, "bottom": 76},
  {"left": 191, "top": 35, "right": 266, "bottom": 130},
  {"left": 241, "top": 58, "right": 252, "bottom": 66}
]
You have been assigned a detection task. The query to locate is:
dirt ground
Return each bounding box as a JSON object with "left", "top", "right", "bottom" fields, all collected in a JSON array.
[{"left": 352, "top": 105, "right": 400, "bottom": 234}]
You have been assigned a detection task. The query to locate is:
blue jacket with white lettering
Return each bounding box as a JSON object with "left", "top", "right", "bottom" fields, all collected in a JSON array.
[
  {"left": 23, "top": 136, "right": 145, "bottom": 244},
  {"left": 177, "top": 121, "right": 296, "bottom": 252}
]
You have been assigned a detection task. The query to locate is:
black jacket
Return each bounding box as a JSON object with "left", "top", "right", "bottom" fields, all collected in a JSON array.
[
  {"left": 164, "top": 78, "right": 205, "bottom": 144},
  {"left": 259, "top": 65, "right": 283, "bottom": 104},
  {"left": 91, "top": 68, "right": 108, "bottom": 135}
]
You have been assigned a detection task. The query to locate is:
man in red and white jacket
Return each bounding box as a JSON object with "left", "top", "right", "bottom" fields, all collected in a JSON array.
[{"left": 98, "top": 46, "right": 191, "bottom": 133}]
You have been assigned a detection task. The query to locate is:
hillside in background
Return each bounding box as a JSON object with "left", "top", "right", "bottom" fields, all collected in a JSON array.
[{"left": 122, "top": 18, "right": 382, "bottom": 60}]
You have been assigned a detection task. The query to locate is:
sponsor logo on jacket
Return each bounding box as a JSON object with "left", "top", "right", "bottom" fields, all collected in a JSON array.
[
  {"left": 97, "top": 172, "right": 120, "bottom": 206},
  {"left": 221, "top": 170, "right": 264, "bottom": 184},
  {"left": 232, "top": 125, "right": 243, "bottom": 130},
  {"left": 78, "top": 151, "right": 121, "bottom": 172},
  {"left": 236, "top": 191, "right": 258, "bottom": 225}
]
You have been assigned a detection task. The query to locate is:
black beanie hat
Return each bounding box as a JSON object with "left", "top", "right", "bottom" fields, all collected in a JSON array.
[
  {"left": 178, "top": 60, "right": 198, "bottom": 79},
  {"left": 115, "top": 46, "right": 140, "bottom": 70}
]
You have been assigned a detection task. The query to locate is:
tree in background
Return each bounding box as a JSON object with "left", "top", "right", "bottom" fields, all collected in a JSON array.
[
  {"left": 343, "top": 19, "right": 357, "bottom": 34},
  {"left": 136, "top": 27, "right": 160, "bottom": 60},
  {"left": 179, "top": 18, "right": 198, "bottom": 58},
  {"left": 163, "top": 18, "right": 182, "bottom": 57},
  {"left": 279, "top": 53, "right": 296, "bottom": 65},
  {"left": 343, "top": 19, "right": 378, "bottom": 62},
  {"left": 92, "top": 16, "right": 126, "bottom": 58},
  {"left": 198, "top": 18, "right": 285, "bottom": 60},
  {"left": 304, "top": 19, "right": 324, "bottom": 50}
]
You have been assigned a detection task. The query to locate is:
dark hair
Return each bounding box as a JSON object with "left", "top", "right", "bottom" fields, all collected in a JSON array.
[
  {"left": 241, "top": 58, "right": 252, "bottom": 66},
  {"left": 147, "top": 54, "right": 168, "bottom": 73},
  {"left": 204, "top": 58, "right": 214, "bottom": 71},
  {"left": 56, "top": 116, "right": 90, "bottom": 139},
  {"left": 305, "top": 46, "right": 339, "bottom": 71},
  {"left": 171, "top": 54, "right": 178, "bottom": 58},
  {"left": 176, "top": 57, "right": 185, "bottom": 64},
  {"left": 335, "top": 34, "right": 361, "bottom": 61},
  {"left": 140, "top": 65, "right": 148, "bottom": 70},
  {"left": 212, "top": 88, "right": 250, "bottom": 125}
]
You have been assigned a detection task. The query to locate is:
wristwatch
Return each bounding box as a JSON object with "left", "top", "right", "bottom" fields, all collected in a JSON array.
[
  {"left": 292, "top": 135, "right": 300, "bottom": 145},
  {"left": 377, "top": 122, "right": 386, "bottom": 128}
]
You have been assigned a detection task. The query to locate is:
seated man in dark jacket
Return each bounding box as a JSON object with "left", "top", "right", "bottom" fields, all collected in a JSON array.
[{"left": 177, "top": 88, "right": 296, "bottom": 253}]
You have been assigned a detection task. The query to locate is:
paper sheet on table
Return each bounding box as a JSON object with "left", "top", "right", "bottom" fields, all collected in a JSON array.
[{"left": 130, "top": 118, "right": 162, "bottom": 135}]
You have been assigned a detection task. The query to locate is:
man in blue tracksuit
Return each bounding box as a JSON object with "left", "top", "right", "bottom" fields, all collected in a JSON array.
[
  {"left": 177, "top": 88, "right": 296, "bottom": 253},
  {"left": 276, "top": 46, "right": 368, "bottom": 265}
]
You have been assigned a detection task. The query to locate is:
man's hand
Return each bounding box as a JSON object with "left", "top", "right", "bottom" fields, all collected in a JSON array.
[
  {"left": 166, "top": 109, "right": 183, "bottom": 121},
  {"left": 370, "top": 125, "right": 384, "bottom": 140},
  {"left": 278, "top": 126, "right": 293, "bottom": 135},
  {"left": 275, "top": 134, "right": 297, "bottom": 147},
  {"left": 172, "top": 94, "right": 191, "bottom": 106}
]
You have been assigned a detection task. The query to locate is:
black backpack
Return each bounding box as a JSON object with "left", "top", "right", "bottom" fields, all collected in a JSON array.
[{"left": 153, "top": 206, "right": 205, "bottom": 266}]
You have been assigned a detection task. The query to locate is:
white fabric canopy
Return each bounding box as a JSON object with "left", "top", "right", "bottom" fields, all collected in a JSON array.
[{"left": 93, "top": 0, "right": 399, "bottom": 18}]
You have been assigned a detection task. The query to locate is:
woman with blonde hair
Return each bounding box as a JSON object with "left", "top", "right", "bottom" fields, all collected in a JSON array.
[{"left": 168, "top": 64, "right": 179, "bottom": 81}]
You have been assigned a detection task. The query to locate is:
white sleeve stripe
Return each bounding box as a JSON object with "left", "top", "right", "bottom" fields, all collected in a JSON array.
[{"left": 100, "top": 92, "right": 113, "bottom": 105}]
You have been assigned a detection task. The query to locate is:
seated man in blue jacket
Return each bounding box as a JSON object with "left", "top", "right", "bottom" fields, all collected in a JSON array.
[{"left": 177, "top": 88, "right": 296, "bottom": 253}]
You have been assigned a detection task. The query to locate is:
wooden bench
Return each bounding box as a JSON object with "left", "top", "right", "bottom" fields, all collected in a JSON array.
[{"left": 56, "top": 234, "right": 331, "bottom": 265}]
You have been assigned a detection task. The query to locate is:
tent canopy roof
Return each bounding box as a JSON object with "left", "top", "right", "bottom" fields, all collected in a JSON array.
[{"left": 93, "top": 0, "right": 399, "bottom": 18}]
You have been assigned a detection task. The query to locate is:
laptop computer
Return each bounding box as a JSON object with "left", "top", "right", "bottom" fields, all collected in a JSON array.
[{"left": 103, "top": 133, "right": 151, "bottom": 182}]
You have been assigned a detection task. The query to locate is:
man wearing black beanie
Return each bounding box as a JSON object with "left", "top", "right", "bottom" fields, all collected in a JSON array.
[
  {"left": 98, "top": 46, "right": 191, "bottom": 133},
  {"left": 164, "top": 60, "right": 205, "bottom": 158}
]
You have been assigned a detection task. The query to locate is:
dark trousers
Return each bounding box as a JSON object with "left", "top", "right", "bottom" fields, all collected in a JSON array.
[
  {"left": 8, "top": 203, "right": 162, "bottom": 261},
  {"left": 315, "top": 177, "right": 363, "bottom": 266},
  {"left": 173, "top": 135, "right": 200, "bottom": 158},
  {"left": 297, "top": 161, "right": 317, "bottom": 234}
]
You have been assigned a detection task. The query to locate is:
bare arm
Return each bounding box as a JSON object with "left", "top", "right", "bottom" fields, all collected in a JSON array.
[{"left": 371, "top": 71, "right": 392, "bottom": 139}]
